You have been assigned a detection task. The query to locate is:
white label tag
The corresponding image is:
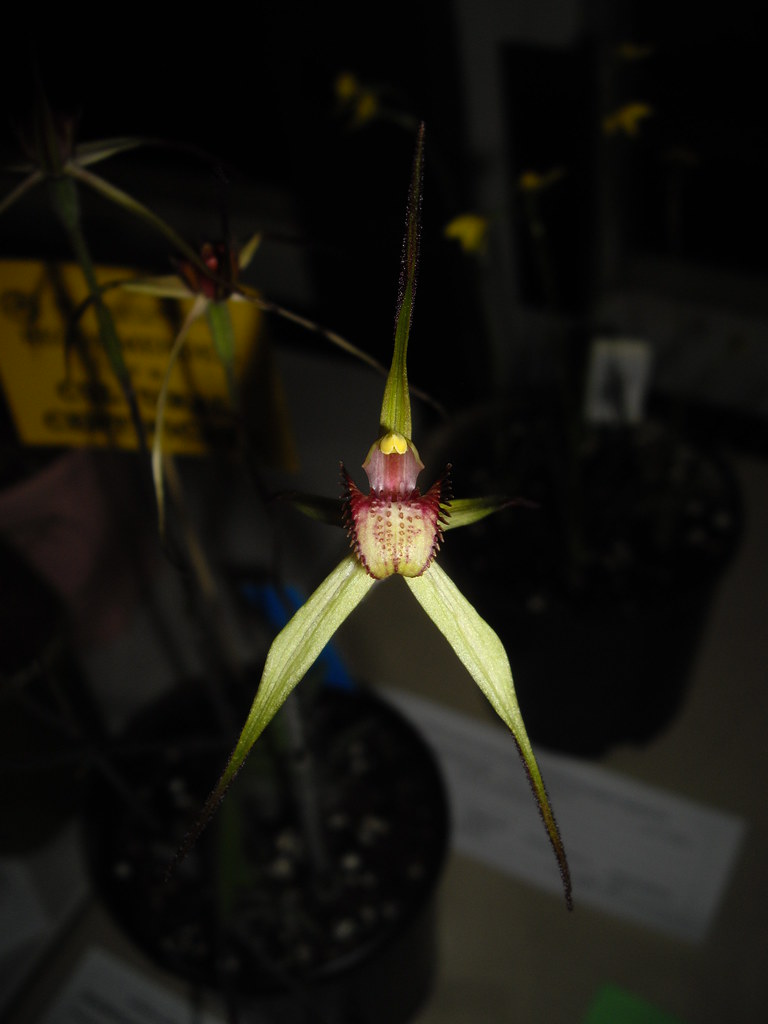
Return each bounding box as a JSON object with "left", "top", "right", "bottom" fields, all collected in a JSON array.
[
  {"left": 41, "top": 947, "right": 226, "bottom": 1024},
  {"left": 584, "top": 337, "right": 653, "bottom": 424}
]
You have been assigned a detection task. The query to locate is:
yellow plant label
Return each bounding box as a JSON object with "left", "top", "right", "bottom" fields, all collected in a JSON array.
[{"left": 0, "top": 259, "right": 292, "bottom": 460}]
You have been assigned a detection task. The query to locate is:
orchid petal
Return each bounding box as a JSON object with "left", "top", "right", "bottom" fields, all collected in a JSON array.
[
  {"left": 442, "top": 495, "right": 536, "bottom": 531},
  {"left": 237, "top": 231, "right": 263, "bottom": 271},
  {"left": 404, "top": 561, "right": 572, "bottom": 908},
  {"left": 120, "top": 274, "right": 194, "bottom": 300},
  {"left": 152, "top": 294, "right": 209, "bottom": 537},
  {"left": 174, "top": 556, "right": 375, "bottom": 864},
  {"left": 67, "top": 164, "right": 203, "bottom": 268},
  {"left": 379, "top": 122, "right": 424, "bottom": 440},
  {"left": 72, "top": 136, "right": 157, "bottom": 166}
]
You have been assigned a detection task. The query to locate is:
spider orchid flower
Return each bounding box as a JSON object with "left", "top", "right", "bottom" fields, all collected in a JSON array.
[
  {"left": 189, "top": 125, "right": 572, "bottom": 908},
  {"left": 117, "top": 233, "right": 407, "bottom": 536}
]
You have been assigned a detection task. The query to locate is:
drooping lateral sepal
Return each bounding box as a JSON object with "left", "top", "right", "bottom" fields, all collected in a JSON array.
[
  {"left": 169, "top": 555, "right": 375, "bottom": 874},
  {"left": 404, "top": 561, "right": 572, "bottom": 909}
]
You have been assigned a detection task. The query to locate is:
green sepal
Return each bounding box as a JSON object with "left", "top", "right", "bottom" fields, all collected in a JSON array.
[
  {"left": 404, "top": 561, "right": 572, "bottom": 909},
  {"left": 379, "top": 122, "right": 425, "bottom": 439},
  {"left": 67, "top": 163, "right": 203, "bottom": 269},
  {"left": 118, "top": 274, "right": 194, "bottom": 300},
  {"left": 72, "top": 136, "right": 159, "bottom": 167},
  {"left": 442, "top": 495, "right": 536, "bottom": 531},
  {"left": 170, "top": 556, "right": 375, "bottom": 872}
]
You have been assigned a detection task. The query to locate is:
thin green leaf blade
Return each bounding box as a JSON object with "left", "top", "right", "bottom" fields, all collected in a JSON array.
[
  {"left": 405, "top": 561, "right": 572, "bottom": 908},
  {"left": 171, "top": 556, "right": 375, "bottom": 873},
  {"left": 0, "top": 170, "right": 44, "bottom": 217},
  {"left": 152, "top": 294, "right": 209, "bottom": 537},
  {"left": 379, "top": 122, "right": 425, "bottom": 438},
  {"left": 205, "top": 300, "right": 237, "bottom": 406}
]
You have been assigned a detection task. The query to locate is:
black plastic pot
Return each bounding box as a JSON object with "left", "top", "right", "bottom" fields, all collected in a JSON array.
[
  {"left": 430, "top": 402, "right": 742, "bottom": 757},
  {"left": 1, "top": 539, "right": 104, "bottom": 855},
  {"left": 85, "top": 677, "right": 450, "bottom": 1024}
]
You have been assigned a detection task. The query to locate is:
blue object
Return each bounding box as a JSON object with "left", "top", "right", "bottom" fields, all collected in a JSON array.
[{"left": 239, "top": 580, "right": 355, "bottom": 692}]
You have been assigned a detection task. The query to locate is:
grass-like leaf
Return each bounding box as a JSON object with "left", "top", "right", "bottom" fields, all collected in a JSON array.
[{"left": 152, "top": 294, "right": 209, "bottom": 537}]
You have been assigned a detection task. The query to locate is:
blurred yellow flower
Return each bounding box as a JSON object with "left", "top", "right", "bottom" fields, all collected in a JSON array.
[
  {"left": 335, "top": 72, "right": 359, "bottom": 102},
  {"left": 602, "top": 103, "right": 653, "bottom": 137},
  {"left": 444, "top": 213, "right": 489, "bottom": 254},
  {"left": 517, "top": 168, "right": 565, "bottom": 193},
  {"left": 334, "top": 71, "right": 380, "bottom": 127}
]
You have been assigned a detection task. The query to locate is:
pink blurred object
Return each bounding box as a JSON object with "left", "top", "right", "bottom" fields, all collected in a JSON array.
[{"left": 0, "top": 449, "right": 149, "bottom": 646}]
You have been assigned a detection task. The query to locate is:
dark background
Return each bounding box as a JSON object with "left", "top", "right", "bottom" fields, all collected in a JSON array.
[{"left": 2, "top": 2, "right": 766, "bottom": 436}]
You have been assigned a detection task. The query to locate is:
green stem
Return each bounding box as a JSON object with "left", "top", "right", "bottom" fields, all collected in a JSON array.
[
  {"left": 206, "top": 300, "right": 238, "bottom": 411},
  {"left": 48, "top": 175, "right": 148, "bottom": 452}
]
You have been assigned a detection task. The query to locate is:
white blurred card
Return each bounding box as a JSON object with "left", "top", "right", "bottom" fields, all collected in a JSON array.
[{"left": 41, "top": 946, "right": 225, "bottom": 1024}]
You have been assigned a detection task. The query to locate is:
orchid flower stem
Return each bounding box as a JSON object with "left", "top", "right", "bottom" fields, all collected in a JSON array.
[
  {"left": 152, "top": 294, "right": 209, "bottom": 539},
  {"left": 522, "top": 191, "right": 560, "bottom": 312},
  {"left": 162, "top": 456, "right": 245, "bottom": 702},
  {"left": 281, "top": 692, "right": 332, "bottom": 886},
  {"left": 206, "top": 300, "right": 238, "bottom": 411},
  {"left": 47, "top": 175, "right": 148, "bottom": 453}
]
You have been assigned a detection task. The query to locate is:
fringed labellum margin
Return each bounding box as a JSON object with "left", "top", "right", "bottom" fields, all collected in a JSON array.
[{"left": 343, "top": 431, "right": 450, "bottom": 579}]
